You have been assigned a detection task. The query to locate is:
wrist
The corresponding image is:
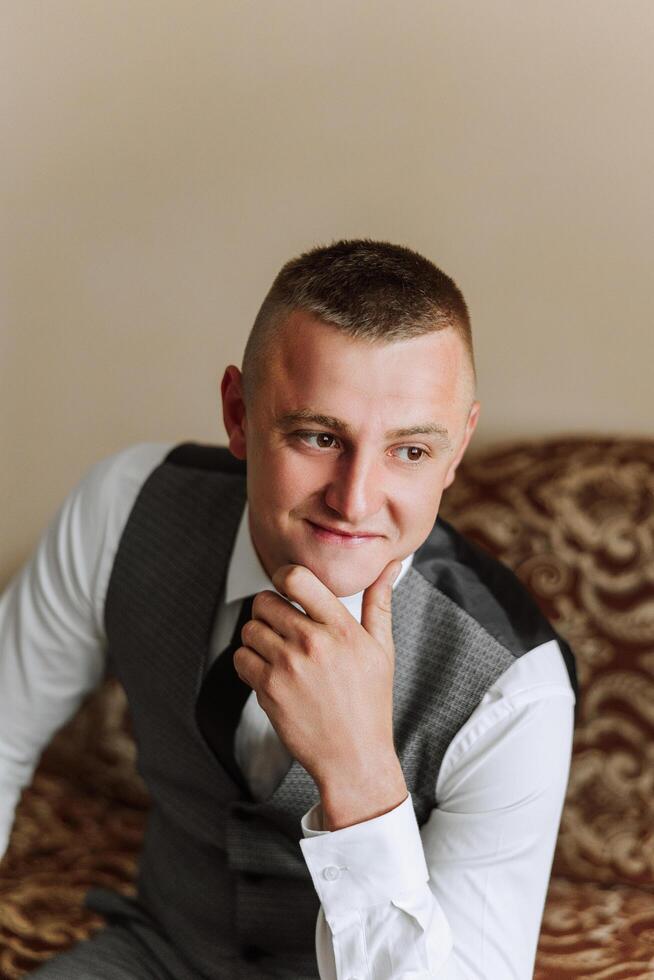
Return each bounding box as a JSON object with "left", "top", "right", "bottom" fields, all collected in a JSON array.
[{"left": 317, "top": 755, "right": 408, "bottom": 831}]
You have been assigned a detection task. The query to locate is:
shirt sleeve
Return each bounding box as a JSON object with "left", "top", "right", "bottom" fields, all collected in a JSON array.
[
  {"left": 0, "top": 441, "right": 172, "bottom": 862},
  {"left": 299, "top": 639, "right": 575, "bottom": 979}
]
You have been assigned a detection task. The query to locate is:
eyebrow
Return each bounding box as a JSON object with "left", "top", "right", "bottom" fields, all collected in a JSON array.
[{"left": 275, "top": 410, "right": 452, "bottom": 448}]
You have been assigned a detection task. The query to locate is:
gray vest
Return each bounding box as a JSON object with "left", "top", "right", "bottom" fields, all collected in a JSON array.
[{"left": 91, "top": 442, "right": 576, "bottom": 979}]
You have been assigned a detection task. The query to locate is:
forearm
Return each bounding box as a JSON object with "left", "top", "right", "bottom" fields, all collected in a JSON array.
[
  {"left": 300, "top": 792, "right": 457, "bottom": 979},
  {"left": 299, "top": 683, "right": 575, "bottom": 978}
]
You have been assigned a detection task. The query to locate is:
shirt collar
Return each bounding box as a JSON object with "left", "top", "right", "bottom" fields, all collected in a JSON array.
[{"left": 225, "top": 499, "right": 414, "bottom": 623}]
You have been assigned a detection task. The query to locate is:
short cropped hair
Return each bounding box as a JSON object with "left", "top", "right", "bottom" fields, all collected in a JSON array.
[{"left": 241, "top": 238, "right": 476, "bottom": 408}]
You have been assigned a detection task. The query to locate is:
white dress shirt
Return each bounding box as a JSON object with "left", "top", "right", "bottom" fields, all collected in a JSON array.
[{"left": 0, "top": 442, "right": 576, "bottom": 979}]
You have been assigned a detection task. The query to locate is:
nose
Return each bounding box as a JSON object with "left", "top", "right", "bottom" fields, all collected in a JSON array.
[{"left": 323, "top": 449, "right": 384, "bottom": 527}]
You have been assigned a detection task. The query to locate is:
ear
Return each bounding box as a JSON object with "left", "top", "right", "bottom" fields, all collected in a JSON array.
[
  {"left": 220, "top": 366, "right": 248, "bottom": 460},
  {"left": 442, "top": 400, "right": 481, "bottom": 490}
]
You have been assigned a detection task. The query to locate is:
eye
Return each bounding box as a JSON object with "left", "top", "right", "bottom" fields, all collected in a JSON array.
[
  {"left": 296, "top": 431, "right": 341, "bottom": 450},
  {"left": 394, "top": 446, "right": 427, "bottom": 464}
]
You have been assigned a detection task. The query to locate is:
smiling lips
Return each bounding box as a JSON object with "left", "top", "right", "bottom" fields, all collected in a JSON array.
[{"left": 307, "top": 520, "right": 381, "bottom": 545}]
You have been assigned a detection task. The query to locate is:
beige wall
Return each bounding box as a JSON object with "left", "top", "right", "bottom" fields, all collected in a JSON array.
[{"left": 2, "top": 0, "right": 652, "bottom": 583}]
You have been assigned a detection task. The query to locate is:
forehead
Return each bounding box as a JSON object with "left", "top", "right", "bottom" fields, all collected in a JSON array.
[{"left": 263, "top": 310, "right": 470, "bottom": 414}]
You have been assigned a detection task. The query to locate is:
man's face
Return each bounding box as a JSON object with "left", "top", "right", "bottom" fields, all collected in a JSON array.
[{"left": 222, "top": 310, "right": 480, "bottom": 597}]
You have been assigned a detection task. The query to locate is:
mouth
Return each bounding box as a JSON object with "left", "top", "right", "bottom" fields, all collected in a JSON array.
[{"left": 306, "top": 520, "right": 381, "bottom": 546}]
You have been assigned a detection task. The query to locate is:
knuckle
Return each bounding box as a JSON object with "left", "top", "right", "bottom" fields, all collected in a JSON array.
[
  {"left": 295, "top": 623, "right": 316, "bottom": 654},
  {"left": 332, "top": 620, "right": 350, "bottom": 644}
]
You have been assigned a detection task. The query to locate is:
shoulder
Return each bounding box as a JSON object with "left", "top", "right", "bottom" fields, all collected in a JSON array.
[
  {"left": 163, "top": 441, "right": 246, "bottom": 474},
  {"left": 5, "top": 443, "right": 174, "bottom": 644},
  {"left": 73, "top": 442, "right": 174, "bottom": 607},
  {"left": 81, "top": 441, "right": 175, "bottom": 497},
  {"left": 412, "top": 515, "right": 579, "bottom": 704},
  {"left": 413, "top": 515, "right": 561, "bottom": 657},
  {"left": 46, "top": 441, "right": 174, "bottom": 547},
  {"left": 129, "top": 442, "right": 247, "bottom": 520},
  {"left": 73, "top": 442, "right": 176, "bottom": 538}
]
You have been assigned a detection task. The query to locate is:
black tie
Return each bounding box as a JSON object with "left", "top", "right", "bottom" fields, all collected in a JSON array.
[{"left": 196, "top": 594, "right": 257, "bottom": 796}]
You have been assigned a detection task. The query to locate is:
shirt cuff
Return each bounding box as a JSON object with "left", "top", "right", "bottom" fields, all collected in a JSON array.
[{"left": 298, "top": 792, "right": 429, "bottom": 922}]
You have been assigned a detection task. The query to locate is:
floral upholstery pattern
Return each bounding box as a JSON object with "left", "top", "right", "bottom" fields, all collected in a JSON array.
[
  {"left": 439, "top": 437, "right": 654, "bottom": 897},
  {"left": 439, "top": 436, "right": 654, "bottom": 978},
  {"left": 1, "top": 436, "right": 653, "bottom": 978},
  {"left": 0, "top": 681, "right": 147, "bottom": 978}
]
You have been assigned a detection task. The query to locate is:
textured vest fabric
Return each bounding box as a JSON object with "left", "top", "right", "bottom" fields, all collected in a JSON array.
[{"left": 97, "top": 441, "right": 578, "bottom": 980}]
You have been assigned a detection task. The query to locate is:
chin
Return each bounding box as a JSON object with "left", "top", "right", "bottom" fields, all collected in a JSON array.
[{"left": 303, "top": 558, "right": 378, "bottom": 598}]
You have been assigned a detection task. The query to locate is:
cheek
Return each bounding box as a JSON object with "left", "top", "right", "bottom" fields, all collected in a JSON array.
[
  {"left": 252, "top": 454, "right": 318, "bottom": 511},
  {"left": 396, "top": 476, "right": 444, "bottom": 533},
  {"left": 282, "top": 449, "right": 333, "bottom": 492}
]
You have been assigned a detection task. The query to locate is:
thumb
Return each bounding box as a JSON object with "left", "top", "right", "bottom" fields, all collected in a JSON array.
[{"left": 361, "top": 559, "right": 401, "bottom": 647}]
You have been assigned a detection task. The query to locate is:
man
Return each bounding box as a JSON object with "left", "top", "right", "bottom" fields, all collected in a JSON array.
[{"left": 0, "top": 238, "right": 577, "bottom": 978}]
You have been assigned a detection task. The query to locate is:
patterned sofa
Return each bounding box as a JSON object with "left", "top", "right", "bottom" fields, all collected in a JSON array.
[{"left": 1, "top": 436, "right": 652, "bottom": 978}]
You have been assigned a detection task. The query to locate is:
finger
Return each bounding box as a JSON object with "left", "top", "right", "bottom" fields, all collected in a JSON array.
[
  {"left": 232, "top": 644, "right": 263, "bottom": 688},
  {"left": 241, "top": 616, "right": 287, "bottom": 664},
  {"left": 251, "top": 589, "right": 312, "bottom": 640},
  {"left": 271, "top": 564, "right": 347, "bottom": 626},
  {"left": 360, "top": 560, "right": 401, "bottom": 647}
]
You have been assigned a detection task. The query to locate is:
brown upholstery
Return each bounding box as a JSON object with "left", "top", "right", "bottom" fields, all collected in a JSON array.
[
  {"left": 439, "top": 436, "right": 654, "bottom": 978},
  {"left": 1, "top": 436, "right": 653, "bottom": 978}
]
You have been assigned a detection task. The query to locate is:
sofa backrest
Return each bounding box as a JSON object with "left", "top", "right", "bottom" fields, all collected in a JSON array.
[{"left": 440, "top": 436, "right": 654, "bottom": 890}]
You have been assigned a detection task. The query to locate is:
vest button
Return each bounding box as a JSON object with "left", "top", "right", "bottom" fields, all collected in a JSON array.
[{"left": 241, "top": 943, "right": 266, "bottom": 961}]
